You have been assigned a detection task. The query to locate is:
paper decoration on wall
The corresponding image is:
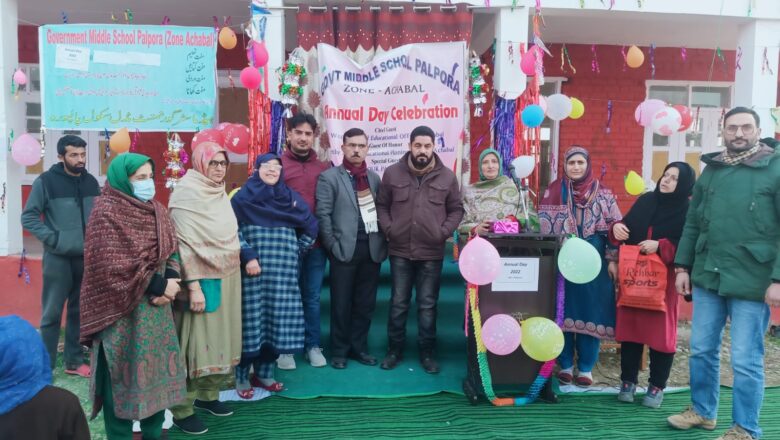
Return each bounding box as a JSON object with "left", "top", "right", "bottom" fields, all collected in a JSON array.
[
  {"left": 278, "top": 49, "right": 307, "bottom": 118},
  {"left": 163, "top": 132, "right": 188, "bottom": 189},
  {"left": 469, "top": 52, "right": 489, "bottom": 117}
]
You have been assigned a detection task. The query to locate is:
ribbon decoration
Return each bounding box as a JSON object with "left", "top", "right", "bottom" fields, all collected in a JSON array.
[
  {"left": 606, "top": 100, "right": 613, "bottom": 134},
  {"left": 508, "top": 43, "right": 514, "bottom": 64},
  {"left": 39, "top": 125, "right": 46, "bottom": 159},
  {"left": 716, "top": 46, "right": 728, "bottom": 76},
  {"left": 1, "top": 182, "right": 6, "bottom": 213},
  {"left": 621, "top": 45, "right": 628, "bottom": 71},
  {"left": 747, "top": 0, "right": 755, "bottom": 17},
  {"left": 103, "top": 129, "right": 111, "bottom": 161},
  {"left": 130, "top": 129, "right": 139, "bottom": 152},
  {"left": 212, "top": 16, "right": 220, "bottom": 33},
  {"left": 579, "top": 0, "right": 585, "bottom": 7},
  {"left": 61, "top": 11, "right": 68, "bottom": 24},
  {"left": 735, "top": 46, "right": 743, "bottom": 71},
  {"left": 162, "top": 16, "right": 171, "bottom": 25},
  {"left": 111, "top": 13, "right": 118, "bottom": 23},
  {"left": 18, "top": 249, "right": 30, "bottom": 285},
  {"left": 7, "top": 129, "right": 13, "bottom": 152},
  {"left": 591, "top": 44, "right": 601, "bottom": 74},
  {"left": 637, "top": 0, "right": 643, "bottom": 7},
  {"left": 124, "top": 9, "right": 133, "bottom": 24},
  {"left": 561, "top": 44, "right": 576, "bottom": 74},
  {"left": 649, "top": 43, "right": 656, "bottom": 79},
  {"left": 762, "top": 47, "right": 775, "bottom": 75},
  {"left": 681, "top": 47, "right": 687, "bottom": 63}
]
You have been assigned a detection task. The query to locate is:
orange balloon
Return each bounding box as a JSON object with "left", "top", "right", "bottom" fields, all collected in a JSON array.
[
  {"left": 218, "top": 27, "right": 237, "bottom": 50},
  {"left": 109, "top": 128, "right": 131, "bottom": 154},
  {"left": 626, "top": 45, "right": 645, "bottom": 68}
]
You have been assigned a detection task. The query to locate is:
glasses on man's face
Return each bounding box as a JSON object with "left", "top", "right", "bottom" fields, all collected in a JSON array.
[
  {"left": 725, "top": 124, "right": 756, "bottom": 135},
  {"left": 259, "top": 163, "right": 283, "bottom": 172},
  {"left": 208, "top": 160, "right": 228, "bottom": 169}
]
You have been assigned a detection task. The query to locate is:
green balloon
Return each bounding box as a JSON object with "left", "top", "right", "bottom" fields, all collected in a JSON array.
[
  {"left": 521, "top": 317, "right": 564, "bottom": 362},
  {"left": 558, "top": 236, "right": 602, "bottom": 284}
]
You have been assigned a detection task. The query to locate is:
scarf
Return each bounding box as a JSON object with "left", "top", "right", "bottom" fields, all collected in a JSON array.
[
  {"left": 191, "top": 141, "right": 227, "bottom": 174},
  {"left": 477, "top": 148, "right": 503, "bottom": 181},
  {"left": 621, "top": 162, "right": 696, "bottom": 246},
  {"left": 342, "top": 159, "right": 369, "bottom": 191},
  {"left": 168, "top": 149, "right": 240, "bottom": 280},
  {"left": 541, "top": 146, "right": 599, "bottom": 208},
  {"left": 718, "top": 143, "right": 762, "bottom": 165},
  {"left": 0, "top": 315, "right": 51, "bottom": 415},
  {"left": 342, "top": 161, "right": 378, "bottom": 233},
  {"left": 407, "top": 153, "right": 436, "bottom": 177},
  {"left": 79, "top": 184, "right": 178, "bottom": 344},
  {"left": 230, "top": 153, "right": 319, "bottom": 238},
  {"left": 106, "top": 152, "right": 154, "bottom": 196}
]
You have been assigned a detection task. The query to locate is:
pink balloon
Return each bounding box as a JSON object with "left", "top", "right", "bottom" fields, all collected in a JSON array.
[
  {"left": 481, "top": 314, "right": 522, "bottom": 356},
  {"left": 538, "top": 96, "right": 548, "bottom": 115},
  {"left": 222, "top": 123, "right": 250, "bottom": 154},
  {"left": 458, "top": 236, "right": 501, "bottom": 286},
  {"left": 521, "top": 46, "right": 538, "bottom": 76},
  {"left": 13, "top": 69, "right": 27, "bottom": 86},
  {"left": 251, "top": 41, "right": 269, "bottom": 68},
  {"left": 240, "top": 66, "right": 262, "bottom": 89},
  {"left": 192, "top": 128, "right": 224, "bottom": 149},
  {"left": 634, "top": 99, "right": 666, "bottom": 127},
  {"left": 12, "top": 133, "right": 41, "bottom": 166}
]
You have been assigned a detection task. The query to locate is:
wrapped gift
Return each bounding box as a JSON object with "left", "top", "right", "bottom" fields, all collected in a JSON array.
[{"left": 492, "top": 219, "right": 519, "bottom": 234}]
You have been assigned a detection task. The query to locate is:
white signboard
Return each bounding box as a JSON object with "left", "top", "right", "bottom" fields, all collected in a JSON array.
[{"left": 491, "top": 257, "right": 540, "bottom": 292}]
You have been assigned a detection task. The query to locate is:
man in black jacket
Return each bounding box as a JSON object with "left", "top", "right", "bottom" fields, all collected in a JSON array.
[{"left": 21, "top": 135, "right": 100, "bottom": 376}]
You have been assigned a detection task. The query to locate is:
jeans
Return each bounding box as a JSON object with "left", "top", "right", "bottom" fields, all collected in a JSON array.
[
  {"left": 299, "top": 247, "right": 326, "bottom": 349},
  {"left": 690, "top": 286, "right": 770, "bottom": 439},
  {"left": 387, "top": 256, "right": 443, "bottom": 353},
  {"left": 40, "top": 252, "right": 85, "bottom": 370},
  {"left": 558, "top": 332, "right": 600, "bottom": 372}
]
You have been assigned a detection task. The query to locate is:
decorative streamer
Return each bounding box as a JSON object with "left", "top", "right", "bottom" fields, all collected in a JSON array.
[
  {"left": 1, "top": 182, "right": 6, "bottom": 213},
  {"left": 110, "top": 13, "right": 118, "bottom": 23},
  {"left": 579, "top": 0, "right": 585, "bottom": 8},
  {"left": 591, "top": 44, "right": 601, "bottom": 74},
  {"left": 621, "top": 45, "right": 628, "bottom": 71},
  {"left": 469, "top": 52, "right": 488, "bottom": 117},
  {"left": 130, "top": 129, "right": 139, "bottom": 152},
  {"left": 735, "top": 46, "right": 743, "bottom": 71},
  {"left": 716, "top": 47, "right": 728, "bottom": 76},
  {"left": 681, "top": 47, "right": 687, "bottom": 63},
  {"left": 61, "top": 11, "right": 68, "bottom": 24},
  {"left": 747, "top": 0, "right": 755, "bottom": 17},
  {"left": 162, "top": 16, "right": 171, "bottom": 25},
  {"left": 637, "top": 0, "right": 643, "bottom": 7},
  {"left": 649, "top": 43, "right": 656, "bottom": 79},
  {"left": 163, "top": 133, "right": 188, "bottom": 189},
  {"left": 212, "top": 16, "right": 220, "bottom": 33},
  {"left": 18, "top": 249, "right": 30, "bottom": 285},
  {"left": 493, "top": 97, "right": 517, "bottom": 177},
  {"left": 561, "top": 44, "right": 576, "bottom": 74},
  {"left": 124, "top": 9, "right": 133, "bottom": 24},
  {"left": 7, "top": 129, "right": 13, "bottom": 152},
  {"left": 227, "top": 68, "right": 235, "bottom": 91},
  {"left": 762, "top": 47, "right": 775, "bottom": 75},
  {"left": 103, "top": 129, "right": 111, "bottom": 161},
  {"left": 270, "top": 100, "right": 286, "bottom": 156},
  {"left": 39, "top": 125, "right": 46, "bottom": 159},
  {"left": 247, "top": 90, "right": 273, "bottom": 174},
  {"left": 606, "top": 100, "right": 613, "bottom": 134}
]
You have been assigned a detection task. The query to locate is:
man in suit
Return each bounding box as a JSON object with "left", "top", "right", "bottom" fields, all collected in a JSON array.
[{"left": 316, "top": 128, "right": 387, "bottom": 369}]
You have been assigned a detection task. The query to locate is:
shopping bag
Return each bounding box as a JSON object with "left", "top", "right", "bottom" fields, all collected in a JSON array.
[{"left": 617, "top": 245, "right": 667, "bottom": 312}]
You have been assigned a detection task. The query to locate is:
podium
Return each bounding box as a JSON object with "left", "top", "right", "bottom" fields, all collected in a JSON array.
[{"left": 462, "top": 233, "right": 564, "bottom": 405}]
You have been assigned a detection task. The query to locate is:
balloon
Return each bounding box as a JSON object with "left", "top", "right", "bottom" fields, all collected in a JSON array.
[
  {"left": 626, "top": 45, "right": 645, "bottom": 68},
  {"left": 673, "top": 105, "right": 693, "bottom": 131},
  {"left": 481, "top": 314, "right": 522, "bottom": 356},
  {"left": 109, "top": 128, "right": 131, "bottom": 154},
  {"left": 11, "top": 133, "right": 41, "bottom": 166},
  {"left": 651, "top": 106, "right": 682, "bottom": 136},
  {"left": 218, "top": 27, "right": 237, "bottom": 50},
  {"left": 510, "top": 155, "right": 535, "bottom": 179},
  {"left": 558, "top": 236, "right": 602, "bottom": 284},
  {"left": 222, "top": 123, "right": 250, "bottom": 154},
  {"left": 217, "top": 122, "right": 232, "bottom": 131},
  {"left": 538, "top": 96, "right": 548, "bottom": 115},
  {"left": 13, "top": 69, "right": 27, "bottom": 86},
  {"left": 458, "top": 236, "right": 501, "bottom": 286},
  {"left": 240, "top": 66, "right": 262, "bottom": 89},
  {"left": 634, "top": 99, "right": 666, "bottom": 127},
  {"left": 520, "top": 46, "right": 538, "bottom": 76},
  {"left": 546, "top": 94, "right": 573, "bottom": 121},
  {"left": 521, "top": 317, "right": 564, "bottom": 362},
  {"left": 250, "top": 40, "right": 269, "bottom": 68},
  {"left": 192, "top": 128, "right": 224, "bottom": 148},
  {"left": 569, "top": 97, "right": 585, "bottom": 119},
  {"left": 521, "top": 105, "right": 545, "bottom": 128},
  {"left": 624, "top": 170, "right": 645, "bottom": 196}
]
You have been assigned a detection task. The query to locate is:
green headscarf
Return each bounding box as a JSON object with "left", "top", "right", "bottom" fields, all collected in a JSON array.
[
  {"left": 107, "top": 153, "right": 154, "bottom": 196},
  {"left": 478, "top": 148, "right": 503, "bottom": 181}
]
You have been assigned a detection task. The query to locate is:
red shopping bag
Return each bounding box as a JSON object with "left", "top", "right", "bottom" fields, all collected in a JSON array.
[{"left": 617, "top": 245, "right": 668, "bottom": 312}]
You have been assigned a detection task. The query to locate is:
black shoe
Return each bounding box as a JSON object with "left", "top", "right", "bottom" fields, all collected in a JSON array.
[
  {"left": 172, "top": 414, "right": 208, "bottom": 435},
  {"left": 380, "top": 351, "right": 402, "bottom": 370},
  {"left": 420, "top": 354, "right": 440, "bottom": 374},
  {"left": 194, "top": 399, "right": 233, "bottom": 417},
  {"left": 349, "top": 352, "right": 377, "bottom": 366},
  {"left": 331, "top": 357, "right": 347, "bottom": 369}
]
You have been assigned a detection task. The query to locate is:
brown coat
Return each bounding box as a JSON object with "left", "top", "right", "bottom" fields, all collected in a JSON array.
[{"left": 377, "top": 152, "right": 463, "bottom": 260}]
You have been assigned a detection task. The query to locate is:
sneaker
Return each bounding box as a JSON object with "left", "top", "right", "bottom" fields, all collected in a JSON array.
[
  {"left": 172, "top": 414, "right": 208, "bottom": 435},
  {"left": 276, "top": 354, "right": 296, "bottom": 370},
  {"left": 641, "top": 385, "right": 664, "bottom": 409},
  {"left": 305, "top": 347, "right": 327, "bottom": 367},
  {"left": 716, "top": 426, "right": 753, "bottom": 440},
  {"left": 617, "top": 381, "right": 636, "bottom": 403},
  {"left": 557, "top": 370, "right": 573, "bottom": 385},
  {"left": 667, "top": 406, "right": 717, "bottom": 431},
  {"left": 194, "top": 399, "right": 233, "bottom": 417}
]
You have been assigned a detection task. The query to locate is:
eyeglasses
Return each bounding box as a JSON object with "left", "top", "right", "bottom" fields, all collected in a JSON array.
[
  {"left": 208, "top": 160, "right": 228, "bottom": 168},
  {"left": 725, "top": 124, "right": 756, "bottom": 135},
  {"left": 259, "top": 163, "right": 282, "bottom": 172}
]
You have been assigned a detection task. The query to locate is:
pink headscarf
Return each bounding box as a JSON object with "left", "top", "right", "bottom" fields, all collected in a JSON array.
[{"left": 192, "top": 141, "right": 229, "bottom": 175}]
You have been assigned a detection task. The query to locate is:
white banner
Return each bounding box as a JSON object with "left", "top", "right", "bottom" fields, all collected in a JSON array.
[{"left": 317, "top": 42, "right": 466, "bottom": 175}]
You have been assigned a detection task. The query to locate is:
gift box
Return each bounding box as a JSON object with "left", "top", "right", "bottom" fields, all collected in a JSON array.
[{"left": 491, "top": 219, "right": 519, "bottom": 234}]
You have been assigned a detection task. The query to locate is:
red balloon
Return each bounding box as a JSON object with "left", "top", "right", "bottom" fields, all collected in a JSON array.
[
  {"left": 217, "top": 122, "right": 231, "bottom": 131},
  {"left": 192, "top": 128, "right": 224, "bottom": 148},
  {"left": 240, "top": 66, "right": 262, "bottom": 89},
  {"left": 222, "top": 124, "right": 250, "bottom": 154},
  {"left": 673, "top": 105, "right": 693, "bottom": 132}
]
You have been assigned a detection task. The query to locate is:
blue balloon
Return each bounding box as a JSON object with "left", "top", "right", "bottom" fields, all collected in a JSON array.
[{"left": 521, "top": 105, "right": 545, "bottom": 128}]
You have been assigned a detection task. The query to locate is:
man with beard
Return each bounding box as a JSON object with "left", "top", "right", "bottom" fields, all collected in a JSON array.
[
  {"left": 316, "top": 128, "right": 387, "bottom": 369},
  {"left": 668, "top": 107, "right": 780, "bottom": 440},
  {"left": 279, "top": 112, "right": 331, "bottom": 369},
  {"left": 376, "top": 125, "right": 463, "bottom": 374},
  {"left": 21, "top": 135, "right": 100, "bottom": 377}
]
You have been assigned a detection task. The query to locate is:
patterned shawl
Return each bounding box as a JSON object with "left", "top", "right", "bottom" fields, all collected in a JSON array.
[
  {"left": 459, "top": 175, "right": 520, "bottom": 233},
  {"left": 79, "top": 185, "right": 178, "bottom": 344},
  {"left": 0, "top": 315, "right": 51, "bottom": 415}
]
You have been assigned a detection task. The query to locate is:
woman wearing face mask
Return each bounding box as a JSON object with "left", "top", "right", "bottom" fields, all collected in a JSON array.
[
  {"left": 458, "top": 148, "right": 540, "bottom": 236},
  {"left": 610, "top": 162, "right": 696, "bottom": 408},
  {"left": 230, "top": 153, "right": 319, "bottom": 398},
  {"left": 539, "top": 145, "right": 622, "bottom": 387},
  {"left": 79, "top": 153, "right": 185, "bottom": 440},
  {"left": 167, "top": 142, "right": 242, "bottom": 435}
]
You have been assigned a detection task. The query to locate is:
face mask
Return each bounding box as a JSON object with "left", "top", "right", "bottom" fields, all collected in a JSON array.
[{"left": 131, "top": 178, "right": 156, "bottom": 202}]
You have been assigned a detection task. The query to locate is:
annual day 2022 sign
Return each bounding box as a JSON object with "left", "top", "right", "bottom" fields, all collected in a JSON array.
[
  {"left": 317, "top": 42, "right": 466, "bottom": 175},
  {"left": 39, "top": 25, "right": 217, "bottom": 131}
]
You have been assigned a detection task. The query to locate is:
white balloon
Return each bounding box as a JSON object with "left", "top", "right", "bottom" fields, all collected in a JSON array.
[
  {"left": 546, "top": 94, "right": 572, "bottom": 121},
  {"left": 511, "top": 155, "right": 535, "bottom": 179},
  {"left": 651, "top": 107, "right": 682, "bottom": 136}
]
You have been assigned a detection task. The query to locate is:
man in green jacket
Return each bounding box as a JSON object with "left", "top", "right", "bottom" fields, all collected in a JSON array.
[
  {"left": 667, "top": 107, "right": 780, "bottom": 440},
  {"left": 21, "top": 135, "right": 100, "bottom": 376}
]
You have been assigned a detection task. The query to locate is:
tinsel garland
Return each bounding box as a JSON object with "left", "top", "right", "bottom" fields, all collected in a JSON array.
[
  {"left": 492, "top": 97, "right": 516, "bottom": 180},
  {"left": 248, "top": 89, "right": 272, "bottom": 175},
  {"left": 270, "top": 100, "right": 287, "bottom": 156}
]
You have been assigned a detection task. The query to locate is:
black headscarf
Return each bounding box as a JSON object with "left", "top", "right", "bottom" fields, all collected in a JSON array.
[{"left": 621, "top": 162, "right": 696, "bottom": 246}]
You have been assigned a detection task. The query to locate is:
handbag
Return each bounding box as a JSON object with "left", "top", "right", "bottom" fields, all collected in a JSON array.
[
  {"left": 199, "top": 279, "right": 222, "bottom": 313},
  {"left": 617, "top": 244, "right": 668, "bottom": 312}
]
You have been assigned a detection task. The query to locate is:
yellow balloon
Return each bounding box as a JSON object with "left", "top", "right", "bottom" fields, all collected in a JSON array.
[
  {"left": 626, "top": 45, "right": 645, "bottom": 68},
  {"left": 109, "top": 128, "right": 131, "bottom": 154},
  {"left": 520, "top": 317, "right": 564, "bottom": 362},
  {"left": 625, "top": 170, "right": 645, "bottom": 195},
  {"left": 218, "top": 27, "right": 237, "bottom": 50},
  {"left": 569, "top": 97, "right": 585, "bottom": 119},
  {"left": 229, "top": 186, "right": 241, "bottom": 199}
]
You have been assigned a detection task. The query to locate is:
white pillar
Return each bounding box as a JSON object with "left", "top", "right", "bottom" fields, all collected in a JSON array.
[
  {"left": 493, "top": 6, "right": 529, "bottom": 100},
  {"left": 0, "top": 0, "right": 23, "bottom": 256},
  {"left": 733, "top": 19, "right": 780, "bottom": 135},
  {"left": 265, "top": 0, "right": 285, "bottom": 101}
]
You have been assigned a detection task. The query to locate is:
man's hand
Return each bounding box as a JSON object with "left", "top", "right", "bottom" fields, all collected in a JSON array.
[
  {"left": 246, "top": 259, "right": 261, "bottom": 276},
  {"left": 613, "top": 223, "right": 630, "bottom": 241},
  {"left": 163, "top": 279, "right": 181, "bottom": 300},
  {"left": 675, "top": 272, "right": 691, "bottom": 296},
  {"left": 765, "top": 283, "right": 780, "bottom": 308}
]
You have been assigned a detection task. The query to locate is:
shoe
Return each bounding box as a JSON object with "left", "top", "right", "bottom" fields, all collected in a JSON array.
[
  {"left": 64, "top": 364, "right": 91, "bottom": 378},
  {"left": 194, "top": 399, "right": 233, "bottom": 417},
  {"left": 172, "top": 414, "right": 208, "bottom": 435},
  {"left": 420, "top": 352, "right": 440, "bottom": 374},
  {"left": 716, "top": 426, "right": 753, "bottom": 440},
  {"left": 574, "top": 374, "right": 593, "bottom": 387},
  {"left": 236, "top": 387, "right": 254, "bottom": 400},
  {"left": 617, "top": 381, "right": 636, "bottom": 403},
  {"left": 557, "top": 371, "right": 573, "bottom": 385},
  {"left": 349, "top": 352, "right": 377, "bottom": 366},
  {"left": 641, "top": 385, "right": 664, "bottom": 409},
  {"left": 331, "top": 357, "right": 347, "bottom": 369},
  {"left": 276, "top": 354, "right": 296, "bottom": 370},
  {"left": 380, "top": 351, "right": 402, "bottom": 370},
  {"left": 306, "top": 347, "right": 327, "bottom": 367},
  {"left": 667, "top": 406, "right": 717, "bottom": 431}
]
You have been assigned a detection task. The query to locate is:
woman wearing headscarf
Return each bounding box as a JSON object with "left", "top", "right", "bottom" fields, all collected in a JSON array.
[
  {"left": 167, "top": 142, "right": 241, "bottom": 434},
  {"left": 539, "top": 145, "right": 622, "bottom": 387},
  {"left": 80, "top": 153, "right": 186, "bottom": 440},
  {"left": 458, "top": 148, "right": 539, "bottom": 236},
  {"left": 0, "top": 315, "right": 89, "bottom": 440},
  {"left": 610, "top": 162, "right": 696, "bottom": 408},
  {"left": 231, "top": 153, "right": 319, "bottom": 398}
]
